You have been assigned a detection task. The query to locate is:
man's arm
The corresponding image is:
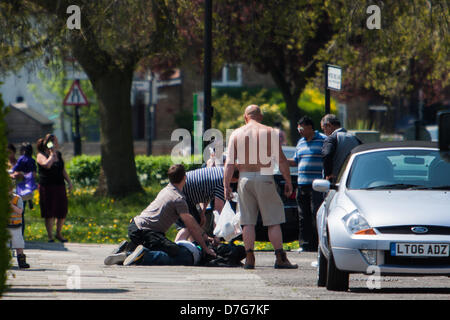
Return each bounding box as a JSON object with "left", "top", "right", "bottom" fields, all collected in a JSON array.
[
  {"left": 180, "top": 212, "right": 216, "bottom": 257},
  {"left": 287, "top": 158, "right": 297, "bottom": 167},
  {"left": 277, "top": 141, "right": 293, "bottom": 197},
  {"left": 224, "top": 133, "right": 237, "bottom": 201},
  {"left": 322, "top": 135, "right": 337, "bottom": 179}
]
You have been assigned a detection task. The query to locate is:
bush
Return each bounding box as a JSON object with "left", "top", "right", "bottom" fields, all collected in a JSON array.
[
  {"left": 66, "top": 155, "right": 101, "bottom": 187},
  {"left": 67, "top": 155, "right": 203, "bottom": 188},
  {"left": 0, "top": 90, "right": 11, "bottom": 297}
]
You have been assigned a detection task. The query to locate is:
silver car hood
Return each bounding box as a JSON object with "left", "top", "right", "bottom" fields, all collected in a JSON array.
[{"left": 344, "top": 190, "right": 450, "bottom": 227}]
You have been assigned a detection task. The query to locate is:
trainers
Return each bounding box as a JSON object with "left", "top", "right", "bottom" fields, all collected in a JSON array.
[
  {"left": 111, "top": 240, "right": 129, "bottom": 254},
  {"left": 123, "top": 245, "right": 146, "bottom": 266},
  {"left": 104, "top": 252, "right": 128, "bottom": 265}
]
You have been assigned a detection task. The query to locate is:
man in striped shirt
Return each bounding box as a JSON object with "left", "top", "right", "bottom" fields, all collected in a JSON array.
[
  {"left": 288, "top": 116, "right": 326, "bottom": 252},
  {"left": 175, "top": 166, "right": 239, "bottom": 241}
]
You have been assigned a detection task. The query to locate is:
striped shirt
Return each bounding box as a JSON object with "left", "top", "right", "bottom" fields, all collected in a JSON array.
[
  {"left": 293, "top": 131, "right": 326, "bottom": 185},
  {"left": 183, "top": 167, "right": 225, "bottom": 205}
]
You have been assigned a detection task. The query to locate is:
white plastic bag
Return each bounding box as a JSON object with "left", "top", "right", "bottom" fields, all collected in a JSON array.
[{"left": 213, "top": 201, "right": 242, "bottom": 241}]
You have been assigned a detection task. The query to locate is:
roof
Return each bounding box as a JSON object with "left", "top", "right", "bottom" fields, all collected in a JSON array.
[
  {"left": 9, "top": 103, "right": 53, "bottom": 125},
  {"left": 351, "top": 141, "right": 438, "bottom": 154}
]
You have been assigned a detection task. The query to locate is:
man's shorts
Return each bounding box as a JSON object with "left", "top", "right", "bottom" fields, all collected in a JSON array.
[
  {"left": 8, "top": 227, "right": 25, "bottom": 249},
  {"left": 237, "top": 172, "right": 285, "bottom": 226}
]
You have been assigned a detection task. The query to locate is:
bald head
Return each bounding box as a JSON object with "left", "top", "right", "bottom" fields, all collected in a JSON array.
[{"left": 244, "top": 104, "right": 263, "bottom": 122}]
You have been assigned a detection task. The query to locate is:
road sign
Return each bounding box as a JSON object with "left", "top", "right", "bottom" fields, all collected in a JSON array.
[
  {"left": 326, "top": 65, "right": 342, "bottom": 91},
  {"left": 63, "top": 79, "right": 89, "bottom": 106}
]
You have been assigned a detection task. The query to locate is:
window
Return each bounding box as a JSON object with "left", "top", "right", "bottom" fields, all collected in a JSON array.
[
  {"left": 212, "top": 64, "right": 242, "bottom": 87},
  {"left": 347, "top": 149, "right": 450, "bottom": 189}
]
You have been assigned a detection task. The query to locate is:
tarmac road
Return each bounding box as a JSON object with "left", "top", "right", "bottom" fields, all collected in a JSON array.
[{"left": 2, "top": 242, "right": 450, "bottom": 301}]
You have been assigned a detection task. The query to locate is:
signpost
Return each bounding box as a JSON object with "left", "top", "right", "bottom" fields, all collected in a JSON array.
[
  {"left": 324, "top": 64, "right": 342, "bottom": 114},
  {"left": 63, "top": 79, "right": 89, "bottom": 156}
]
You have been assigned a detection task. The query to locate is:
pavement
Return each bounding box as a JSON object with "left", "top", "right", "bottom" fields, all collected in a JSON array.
[
  {"left": 2, "top": 242, "right": 312, "bottom": 300},
  {"left": 2, "top": 242, "right": 450, "bottom": 301}
]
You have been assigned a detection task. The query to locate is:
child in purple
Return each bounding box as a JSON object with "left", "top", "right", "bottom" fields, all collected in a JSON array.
[{"left": 10, "top": 142, "right": 37, "bottom": 235}]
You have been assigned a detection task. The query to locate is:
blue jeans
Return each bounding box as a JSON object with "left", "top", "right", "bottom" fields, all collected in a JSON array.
[{"left": 139, "top": 245, "right": 194, "bottom": 266}]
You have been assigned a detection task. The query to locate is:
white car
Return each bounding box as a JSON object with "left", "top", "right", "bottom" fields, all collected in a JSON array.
[{"left": 313, "top": 141, "right": 450, "bottom": 291}]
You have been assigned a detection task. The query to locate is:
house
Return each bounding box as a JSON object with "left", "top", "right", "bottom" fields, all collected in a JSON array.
[
  {"left": 5, "top": 102, "right": 53, "bottom": 143},
  {"left": 131, "top": 63, "right": 276, "bottom": 154}
]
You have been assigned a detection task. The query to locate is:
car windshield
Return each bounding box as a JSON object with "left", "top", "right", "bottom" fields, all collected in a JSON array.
[{"left": 347, "top": 149, "right": 450, "bottom": 190}]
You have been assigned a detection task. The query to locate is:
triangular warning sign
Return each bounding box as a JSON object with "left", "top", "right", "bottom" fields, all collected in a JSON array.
[{"left": 63, "top": 80, "right": 89, "bottom": 106}]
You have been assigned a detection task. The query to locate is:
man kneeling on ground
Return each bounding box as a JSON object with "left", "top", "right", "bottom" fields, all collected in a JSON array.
[{"left": 104, "top": 164, "right": 216, "bottom": 266}]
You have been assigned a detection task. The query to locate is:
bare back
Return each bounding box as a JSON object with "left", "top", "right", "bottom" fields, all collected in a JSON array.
[{"left": 229, "top": 120, "right": 281, "bottom": 173}]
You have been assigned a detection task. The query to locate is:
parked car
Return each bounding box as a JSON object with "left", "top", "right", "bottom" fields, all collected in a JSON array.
[
  {"left": 313, "top": 141, "right": 450, "bottom": 291},
  {"left": 426, "top": 125, "right": 438, "bottom": 142}
]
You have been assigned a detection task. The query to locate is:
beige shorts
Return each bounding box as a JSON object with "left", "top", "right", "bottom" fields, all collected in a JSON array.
[
  {"left": 237, "top": 172, "right": 285, "bottom": 226},
  {"left": 8, "top": 227, "right": 25, "bottom": 249}
]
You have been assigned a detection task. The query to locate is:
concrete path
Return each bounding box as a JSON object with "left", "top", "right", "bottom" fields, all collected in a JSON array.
[
  {"left": 2, "top": 242, "right": 312, "bottom": 300},
  {"left": 3, "top": 242, "right": 450, "bottom": 301}
]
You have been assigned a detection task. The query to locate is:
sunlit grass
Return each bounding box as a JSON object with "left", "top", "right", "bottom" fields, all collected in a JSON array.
[{"left": 24, "top": 185, "right": 299, "bottom": 250}]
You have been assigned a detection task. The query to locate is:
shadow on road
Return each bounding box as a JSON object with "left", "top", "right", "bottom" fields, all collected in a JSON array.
[
  {"left": 6, "top": 287, "right": 129, "bottom": 294},
  {"left": 25, "top": 241, "right": 69, "bottom": 251},
  {"left": 350, "top": 287, "right": 450, "bottom": 294}
]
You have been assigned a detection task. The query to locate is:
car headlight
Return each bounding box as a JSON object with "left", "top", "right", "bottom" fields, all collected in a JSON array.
[{"left": 342, "top": 211, "right": 376, "bottom": 235}]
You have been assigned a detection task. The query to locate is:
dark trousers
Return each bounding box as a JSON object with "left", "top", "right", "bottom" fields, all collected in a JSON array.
[
  {"left": 296, "top": 185, "right": 324, "bottom": 250},
  {"left": 128, "top": 220, "right": 180, "bottom": 257}
]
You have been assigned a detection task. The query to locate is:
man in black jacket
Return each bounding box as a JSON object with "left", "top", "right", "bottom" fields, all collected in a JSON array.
[{"left": 321, "top": 114, "right": 362, "bottom": 182}]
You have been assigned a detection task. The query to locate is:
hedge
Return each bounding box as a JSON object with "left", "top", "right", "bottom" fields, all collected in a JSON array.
[
  {"left": 66, "top": 155, "right": 204, "bottom": 188},
  {"left": 0, "top": 91, "right": 11, "bottom": 297}
]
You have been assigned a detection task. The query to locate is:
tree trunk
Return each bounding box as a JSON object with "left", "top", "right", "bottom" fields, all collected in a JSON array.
[
  {"left": 89, "top": 67, "right": 143, "bottom": 197},
  {"left": 269, "top": 67, "right": 304, "bottom": 145},
  {"left": 284, "top": 95, "right": 303, "bottom": 145}
]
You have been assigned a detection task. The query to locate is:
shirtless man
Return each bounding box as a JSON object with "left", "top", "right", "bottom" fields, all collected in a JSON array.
[{"left": 223, "top": 105, "right": 298, "bottom": 269}]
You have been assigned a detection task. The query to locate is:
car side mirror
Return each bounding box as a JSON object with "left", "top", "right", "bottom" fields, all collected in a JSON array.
[
  {"left": 313, "top": 179, "right": 337, "bottom": 193},
  {"left": 438, "top": 111, "right": 450, "bottom": 162}
]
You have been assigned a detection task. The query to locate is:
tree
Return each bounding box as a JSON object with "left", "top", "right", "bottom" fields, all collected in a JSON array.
[
  {"left": 28, "top": 60, "right": 100, "bottom": 142},
  {"left": 212, "top": 0, "right": 335, "bottom": 143},
  {"left": 0, "top": 88, "right": 10, "bottom": 296},
  {"left": 322, "top": 1, "right": 449, "bottom": 115},
  {"left": 0, "top": 0, "right": 194, "bottom": 197},
  {"left": 211, "top": 0, "right": 449, "bottom": 141}
]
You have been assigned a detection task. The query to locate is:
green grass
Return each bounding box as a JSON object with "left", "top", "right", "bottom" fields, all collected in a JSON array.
[{"left": 24, "top": 185, "right": 299, "bottom": 251}]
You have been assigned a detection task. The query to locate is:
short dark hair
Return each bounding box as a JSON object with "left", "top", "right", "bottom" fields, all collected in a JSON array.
[
  {"left": 20, "top": 142, "right": 33, "bottom": 157},
  {"left": 298, "top": 116, "right": 314, "bottom": 129},
  {"left": 168, "top": 164, "right": 186, "bottom": 184},
  {"left": 7, "top": 143, "right": 16, "bottom": 153}
]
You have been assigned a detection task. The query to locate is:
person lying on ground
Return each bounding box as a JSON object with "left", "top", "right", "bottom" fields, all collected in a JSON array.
[{"left": 104, "top": 164, "right": 216, "bottom": 266}]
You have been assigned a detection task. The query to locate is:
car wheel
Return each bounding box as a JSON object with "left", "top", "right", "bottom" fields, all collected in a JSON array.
[
  {"left": 317, "top": 247, "right": 328, "bottom": 287},
  {"left": 326, "top": 250, "right": 349, "bottom": 292}
]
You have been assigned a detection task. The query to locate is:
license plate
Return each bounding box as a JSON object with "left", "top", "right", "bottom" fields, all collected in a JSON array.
[{"left": 390, "top": 243, "right": 450, "bottom": 257}]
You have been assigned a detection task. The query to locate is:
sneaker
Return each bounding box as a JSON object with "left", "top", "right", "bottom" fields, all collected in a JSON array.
[
  {"left": 104, "top": 252, "right": 128, "bottom": 265},
  {"left": 111, "top": 240, "right": 129, "bottom": 254},
  {"left": 123, "top": 245, "right": 146, "bottom": 266}
]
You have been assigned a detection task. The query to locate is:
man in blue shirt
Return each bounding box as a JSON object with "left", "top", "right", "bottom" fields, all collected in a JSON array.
[{"left": 288, "top": 116, "right": 326, "bottom": 252}]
